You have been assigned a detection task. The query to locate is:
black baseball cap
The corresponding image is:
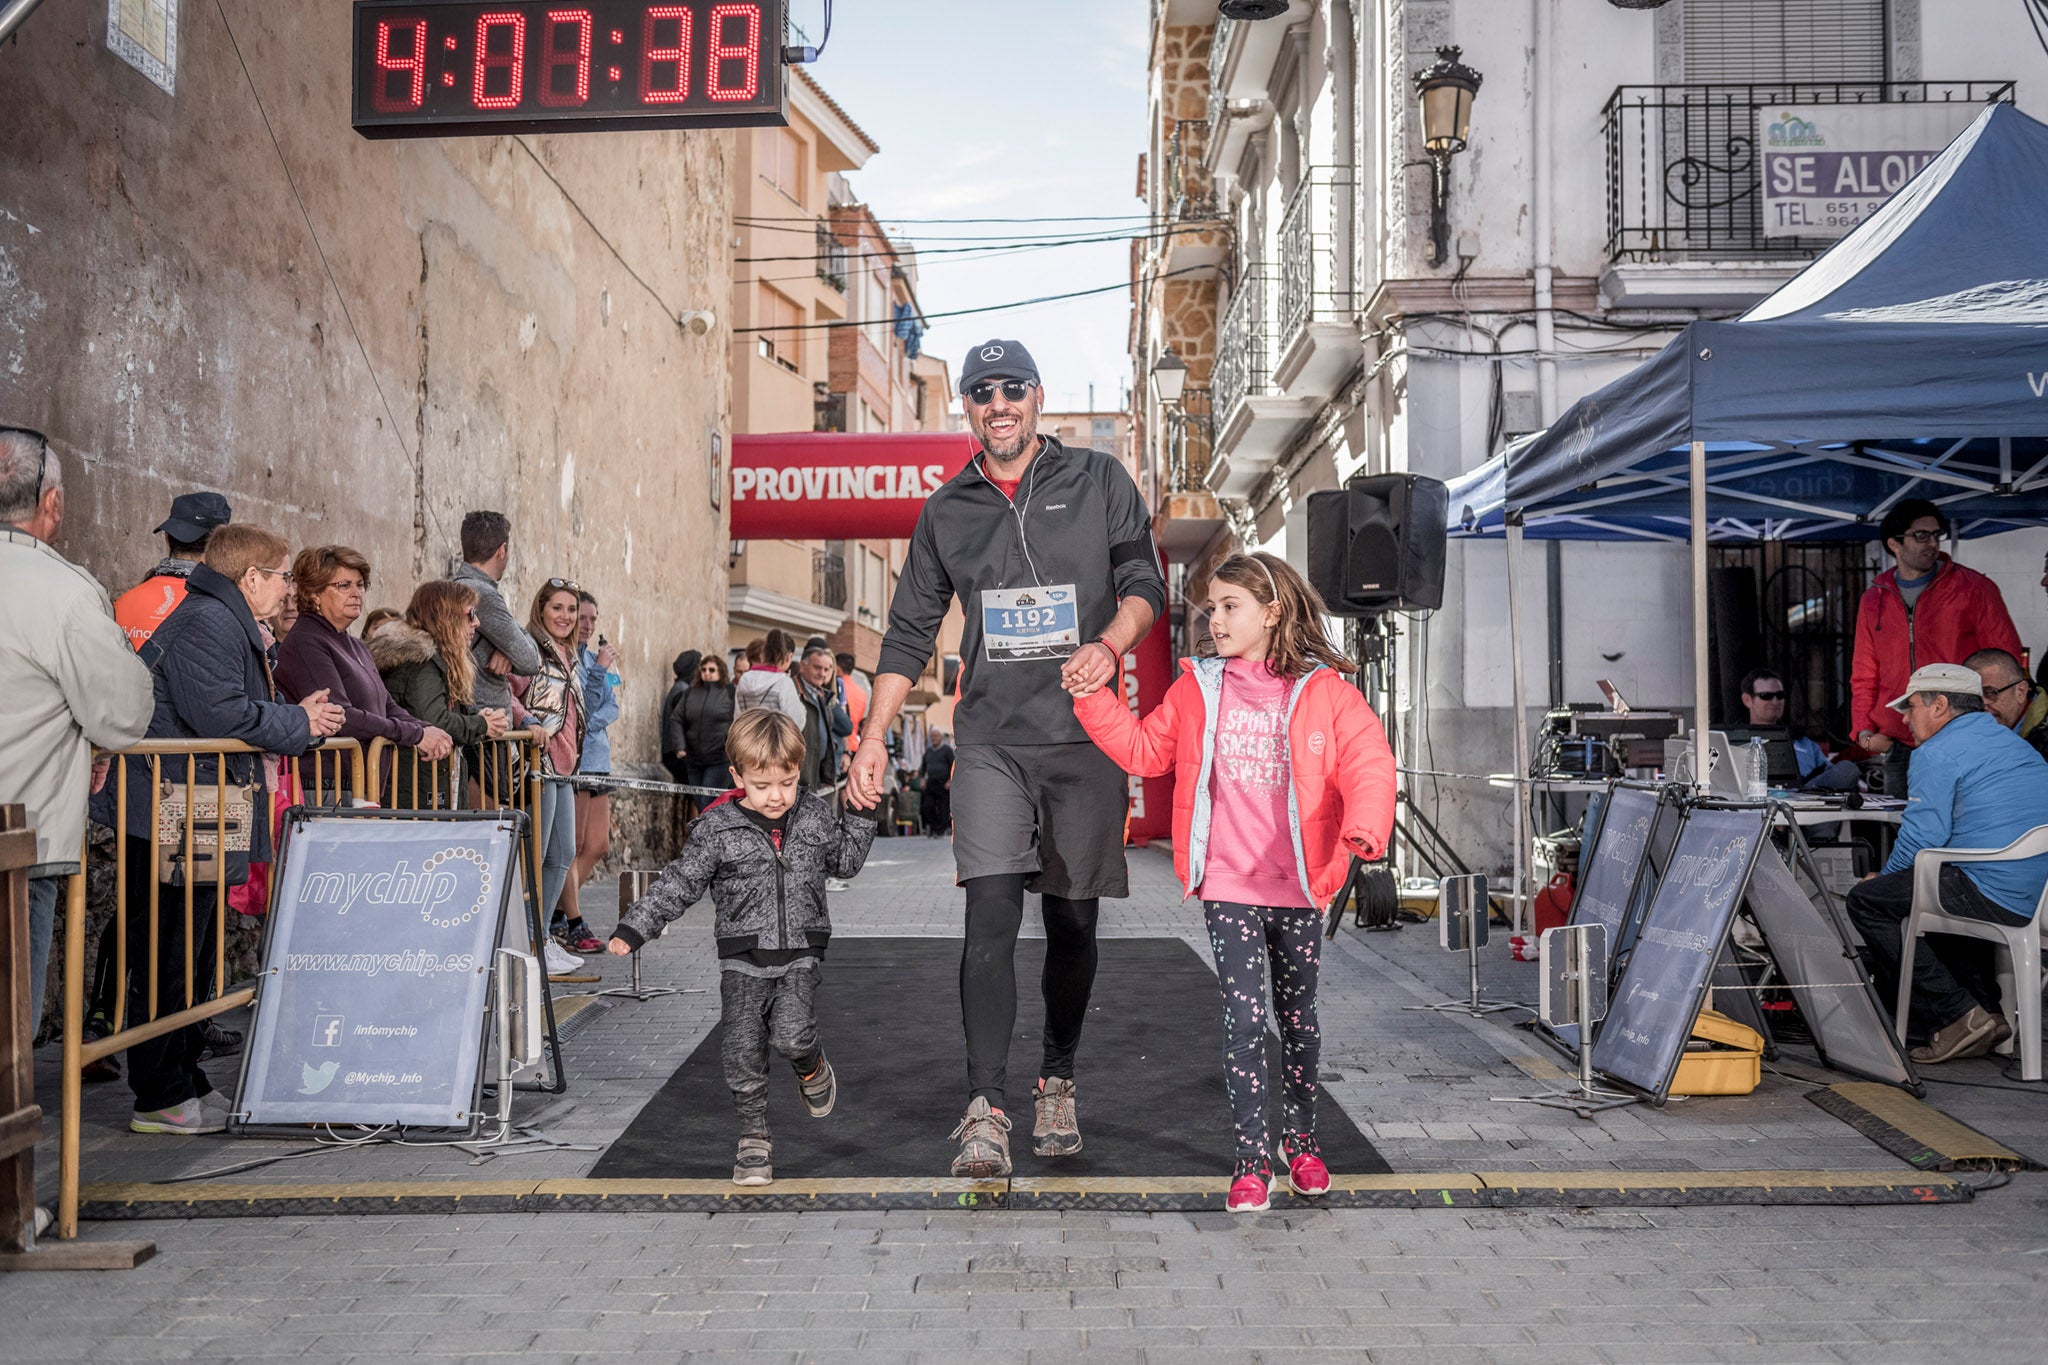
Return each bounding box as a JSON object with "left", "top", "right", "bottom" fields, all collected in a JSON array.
[
  {"left": 154, "top": 491, "right": 232, "bottom": 543},
  {"left": 958, "top": 339, "right": 1041, "bottom": 393}
]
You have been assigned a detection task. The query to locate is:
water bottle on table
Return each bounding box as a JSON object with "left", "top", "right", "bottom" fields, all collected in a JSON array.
[{"left": 1745, "top": 736, "right": 1769, "bottom": 801}]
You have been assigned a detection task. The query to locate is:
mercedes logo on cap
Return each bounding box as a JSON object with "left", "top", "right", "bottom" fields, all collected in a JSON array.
[{"left": 980, "top": 345, "right": 1005, "bottom": 362}]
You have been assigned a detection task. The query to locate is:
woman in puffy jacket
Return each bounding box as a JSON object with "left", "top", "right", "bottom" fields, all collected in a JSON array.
[
  {"left": 510, "top": 579, "right": 587, "bottom": 954},
  {"left": 371, "top": 579, "right": 509, "bottom": 807}
]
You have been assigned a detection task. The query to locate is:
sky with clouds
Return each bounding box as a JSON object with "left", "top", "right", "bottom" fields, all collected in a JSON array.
[{"left": 798, "top": 1, "right": 1151, "bottom": 414}]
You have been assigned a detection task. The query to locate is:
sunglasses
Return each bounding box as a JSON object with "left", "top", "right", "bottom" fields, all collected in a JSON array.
[
  {"left": 964, "top": 379, "right": 1034, "bottom": 406},
  {"left": 1750, "top": 690, "right": 1785, "bottom": 702},
  {"left": 546, "top": 577, "right": 581, "bottom": 592}
]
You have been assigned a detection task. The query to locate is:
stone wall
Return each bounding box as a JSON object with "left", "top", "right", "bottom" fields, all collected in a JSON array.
[{"left": 0, "top": 2, "right": 734, "bottom": 780}]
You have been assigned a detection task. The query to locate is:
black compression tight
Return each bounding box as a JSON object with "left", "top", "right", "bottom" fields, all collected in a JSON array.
[{"left": 960, "top": 874, "right": 1101, "bottom": 1107}]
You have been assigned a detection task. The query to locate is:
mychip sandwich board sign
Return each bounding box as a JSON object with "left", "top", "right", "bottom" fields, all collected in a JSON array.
[
  {"left": 235, "top": 809, "right": 524, "bottom": 1132},
  {"left": 1591, "top": 802, "right": 1769, "bottom": 1104}
]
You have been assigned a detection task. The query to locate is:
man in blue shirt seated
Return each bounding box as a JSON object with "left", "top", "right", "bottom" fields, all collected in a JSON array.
[{"left": 1846, "top": 664, "right": 2048, "bottom": 1064}]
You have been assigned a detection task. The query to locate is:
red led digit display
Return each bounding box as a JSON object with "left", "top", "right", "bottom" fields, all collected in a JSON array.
[{"left": 352, "top": 0, "right": 787, "bottom": 138}]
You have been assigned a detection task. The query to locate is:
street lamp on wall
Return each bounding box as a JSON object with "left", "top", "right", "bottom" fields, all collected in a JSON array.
[
  {"left": 1412, "top": 45, "right": 1483, "bottom": 270},
  {"left": 1151, "top": 348, "right": 1189, "bottom": 405}
]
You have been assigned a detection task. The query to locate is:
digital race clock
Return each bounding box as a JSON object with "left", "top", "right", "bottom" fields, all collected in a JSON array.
[{"left": 352, "top": 0, "right": 789, "bottom": 138}]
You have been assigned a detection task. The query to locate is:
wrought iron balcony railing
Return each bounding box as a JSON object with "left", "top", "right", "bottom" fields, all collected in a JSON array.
[
  {"left": 1166, "top": 119, "right": 1217, "bottom": 220},
  {"left": 815, "top": 222, "right": 848, "bottom": 291},
  {"left": 812, "top": 548, "right": 847, "bottom": 611},
  {"left": 1205, "top": 15, "right": 1236, "bottom": 132},
  {"left": 1165, "top": 386, "right": 1214, "bottom": 495},
  {"left": 1603, "top": 80, "right": 2013, "bottom": 262},
  {"left": 1277, "top": 166, "right": 1354, "bottom": 344},
  {"left": 1214, "top": 271, "right": 1273, "bottom": 431}
]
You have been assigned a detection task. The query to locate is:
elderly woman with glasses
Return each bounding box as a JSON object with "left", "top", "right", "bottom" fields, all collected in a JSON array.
[{"left": 275, "top": 544, "right": 455, "bottom": 769}]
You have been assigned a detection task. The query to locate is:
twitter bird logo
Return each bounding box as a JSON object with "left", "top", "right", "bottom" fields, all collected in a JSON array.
[{"left": 300, "top": 1060, "right": 340, "bottom": 1095}]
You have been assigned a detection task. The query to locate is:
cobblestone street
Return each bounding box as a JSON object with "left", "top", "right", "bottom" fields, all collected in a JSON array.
[{"left": 6, "top": 833, "right": 2045, "bottom": 1361}]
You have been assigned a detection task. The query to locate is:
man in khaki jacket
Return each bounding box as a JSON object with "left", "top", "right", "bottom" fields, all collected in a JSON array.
[{"left": 0, "top": 427, "right": 153, "bottom": 1034}]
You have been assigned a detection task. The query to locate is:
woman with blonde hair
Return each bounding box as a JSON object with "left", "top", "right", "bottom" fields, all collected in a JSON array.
[
  {"left": 511, "top": 577, "right": 589, "bottom": 961},
  {"left": 372, "top": 580, "right": 510, "bottom": 807}
]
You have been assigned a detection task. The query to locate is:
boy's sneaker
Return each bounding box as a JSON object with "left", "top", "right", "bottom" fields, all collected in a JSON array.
[
  {"left": 558, "top": 918, "right": 604, "bottom": 954},
  {"left": 797, "top": 1055, "right": 837, "bottom": 1118},
  {"left": 130, "top": 1099, "right": 226, "bottom": 1136},
  {"left": 1031, "top": 1077, "right": 1082, "bottom": 1157},
  {"left": 948, "top": 1097, "right": 1012, "bottom": 1178},
  {"left": 1280, "top": 1133, "right": 1330, "bottom": 1196},
  {"left": 542, "top": 940, "right": 583, "bottom": 975},
  {"left": 1227, "top": 1160, "right": 1272, "bottom": 1214},
  {"left": 733, "top": 1136, "right": 773, "bottom": 1186}
]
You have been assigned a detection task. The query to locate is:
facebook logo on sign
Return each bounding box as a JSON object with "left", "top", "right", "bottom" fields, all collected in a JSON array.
[{"left": 312, "top": 1015, "right": 345, "bottom": 1048}]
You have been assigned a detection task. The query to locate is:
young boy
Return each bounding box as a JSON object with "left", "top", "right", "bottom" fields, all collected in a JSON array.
[{"left": 609, "top": 709, "right": 875, "bottom": 1185}]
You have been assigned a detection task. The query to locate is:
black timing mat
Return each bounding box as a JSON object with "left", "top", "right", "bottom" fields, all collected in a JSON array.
[{"left": 590, "top": 935, "right": 1390, "bottom": 1180}]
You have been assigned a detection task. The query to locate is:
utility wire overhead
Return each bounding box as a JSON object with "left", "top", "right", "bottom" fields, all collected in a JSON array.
[
  {"left": 734, "top": 266, "right": 1207, "bottom": 334},
  {"left": 738, "top": 222, "right": 1221, "bottom": 266}
]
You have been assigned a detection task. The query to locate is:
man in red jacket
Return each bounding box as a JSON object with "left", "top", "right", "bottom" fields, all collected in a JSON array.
[{"left": 1850, "top": 499, "right": 2022, "bottom": 796}]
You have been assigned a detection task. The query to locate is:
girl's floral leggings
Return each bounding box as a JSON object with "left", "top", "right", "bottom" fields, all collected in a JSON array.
[{"left": 1202, "top": 900, "right": 1322, "bottom": 1169}]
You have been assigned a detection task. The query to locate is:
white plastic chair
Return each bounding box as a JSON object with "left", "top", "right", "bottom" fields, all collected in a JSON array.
[{"left": 1895, "top": 826, "right": 2048, "bottom": 1082}]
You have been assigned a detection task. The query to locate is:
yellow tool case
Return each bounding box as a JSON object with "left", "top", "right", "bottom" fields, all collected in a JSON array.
[{"left": 1669, "top": 1007, "right": 1765, "bottom": 1096}]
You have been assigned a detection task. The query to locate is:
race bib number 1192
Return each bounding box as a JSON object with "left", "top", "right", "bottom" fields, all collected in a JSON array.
[{"left": 981, "top": 584, "right": 1080, "bottom": 662}]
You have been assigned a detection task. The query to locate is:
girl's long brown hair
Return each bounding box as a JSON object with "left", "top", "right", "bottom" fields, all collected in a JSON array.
[
  {"left": 1210, "top": 551, "right": 1356, "bottom": 678},
  {"left": 406, "top": 580, "right": 480, "bottom": 705}
]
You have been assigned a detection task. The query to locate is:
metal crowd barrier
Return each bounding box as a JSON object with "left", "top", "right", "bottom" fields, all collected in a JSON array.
[
  {"left": 53, "top": 737, "right": 366, "bottom": 1241},
  {"left": 364, "top": 730, "right": 546, "bottom": 919}
]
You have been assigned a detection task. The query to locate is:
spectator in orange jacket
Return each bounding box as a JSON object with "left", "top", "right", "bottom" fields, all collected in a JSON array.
[
  {"left": 1849, "top": 499, "right": 2021, "bottom": 797},
  {"left": 113, "top": 492, "right": 232, "bottom": 651}
]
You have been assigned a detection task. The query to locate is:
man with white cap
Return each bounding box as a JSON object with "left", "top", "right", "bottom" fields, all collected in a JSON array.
[{"left": 1844, "top": 663, "right": 2048, "bottom": 1064}]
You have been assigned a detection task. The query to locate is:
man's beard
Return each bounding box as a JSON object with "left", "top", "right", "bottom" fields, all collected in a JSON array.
[{"left": 982, "top": 424, "right": 1033, "bottom": 462}]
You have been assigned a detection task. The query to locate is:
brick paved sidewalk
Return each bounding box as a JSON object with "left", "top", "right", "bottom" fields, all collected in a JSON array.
[
  {"left": 31, "top": 832, "right": 2041, "bottom": 1194},
  {"left": 11, "top": 831, "right": 2048, "bottom": 1363}
]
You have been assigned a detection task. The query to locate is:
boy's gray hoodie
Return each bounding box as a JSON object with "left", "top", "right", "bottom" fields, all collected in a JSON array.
[{"left": 611, "top": 790, "right": 875, "bottom": 956}]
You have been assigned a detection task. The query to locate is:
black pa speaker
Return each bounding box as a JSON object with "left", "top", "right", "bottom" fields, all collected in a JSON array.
[{"left": 1304, "top": 474, "right": 1449, "bottom": 616}]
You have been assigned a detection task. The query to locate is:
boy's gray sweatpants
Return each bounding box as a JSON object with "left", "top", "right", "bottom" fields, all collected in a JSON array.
[{"left": 721, "top": 968, "right": 823, "bottom": 1138}]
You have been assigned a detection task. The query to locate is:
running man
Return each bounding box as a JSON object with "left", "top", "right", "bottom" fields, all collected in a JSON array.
[{"left": 846, "top": 339, "right": 1165, "bottom": 1177}]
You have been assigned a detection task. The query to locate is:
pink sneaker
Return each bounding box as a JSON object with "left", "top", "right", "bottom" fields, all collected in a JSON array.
[
  {"left": 1226, "top": 1162, "right": 1271, "bottom": 1214},
  {"left": 1280, "top": 1134, "right": 1330, "bottom": 1196}
]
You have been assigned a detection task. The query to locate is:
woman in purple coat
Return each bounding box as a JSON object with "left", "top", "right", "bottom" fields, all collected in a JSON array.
[{"left": 274, "top": 545, "right": 454, "bottom": 783}]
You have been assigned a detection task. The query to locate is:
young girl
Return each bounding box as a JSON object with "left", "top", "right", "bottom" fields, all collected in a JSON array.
[{"left": 1067, "top": 552, "right": 1395, "bottom": 1212}]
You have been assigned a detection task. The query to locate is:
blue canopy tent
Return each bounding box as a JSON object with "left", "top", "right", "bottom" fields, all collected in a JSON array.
[{"left": 1443, "top": 101, "right": 2048, "bottom": 925}]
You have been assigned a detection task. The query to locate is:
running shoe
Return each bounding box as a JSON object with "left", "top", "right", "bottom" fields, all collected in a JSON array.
[
  {"left": 948, "top": 1097, "right": 1012, "bottom": 1178},
  {"left": 130, "top": 1099, "right": 226, "bottom": 1136},
  {"left": 558, "top": 918, "right": 604, "bottom": 954},
  {"left": 198, "top": 1020, "right": 244, "bottom": 1061},
  {"left": 1280, "top": 1132, "right": 1330, "bottom": 1196},
  {"left": 1227, "top": 1160, "right": 1272, "bottom": 1214},
  {"left": 543, "top": 940, "right": 584, "bottom": 975},
  {"left": 1031, "top": 1077, "right": 1082, "bottom": 1157},
  {"left": 733, "top": 1136, "right": 773, "bottom": 1186},
  {"left": 797, "top": 1055, "right": 838, "bottom": 1118}
]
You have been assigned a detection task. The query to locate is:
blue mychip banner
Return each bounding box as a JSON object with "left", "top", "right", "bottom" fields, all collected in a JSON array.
[{"left": 237, "top": 812, "right": 521, "bottom": 1130}]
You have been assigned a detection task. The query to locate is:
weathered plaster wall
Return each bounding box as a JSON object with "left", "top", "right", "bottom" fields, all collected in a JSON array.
[{"left": 0, "top": 2, "right": 733, "bottom": 781}]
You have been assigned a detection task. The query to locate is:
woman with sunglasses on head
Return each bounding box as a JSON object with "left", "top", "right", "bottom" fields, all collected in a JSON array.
[
  {"left": 512, "top": 577, "right": 589, "bottom": 964},
  {"left": 274, "top": 545, "right": 456, "bottom": 770},
  {"left": 372, "top": 580, "right": 511, "bottom": 808}
]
